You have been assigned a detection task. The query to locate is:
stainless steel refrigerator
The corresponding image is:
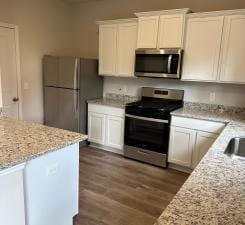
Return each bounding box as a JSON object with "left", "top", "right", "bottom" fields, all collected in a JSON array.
[{"left": 43, "top": 55, "right": 103, "bottom": 133}]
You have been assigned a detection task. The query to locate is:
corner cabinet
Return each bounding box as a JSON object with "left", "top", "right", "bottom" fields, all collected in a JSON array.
[
  {"left": 182, "top": 9, "right": 245, "bottom": 84},
  {"left": 88, "top": 103, "right": 125, "bottom": 154},
  {"left": 219, "top": 14, "right": 245, "bottom": 83},
  {"left": 182, "top": 16, "right": 224, "bottom": 81},
  {"left": 168, "top": 116, "right": 225, "bottom": 170},
  {"left": 135, "top": 9, "right": 190, "bottom": 49},
  {"left": 97, "top": 19, "right": 137, "bottom": 77}
]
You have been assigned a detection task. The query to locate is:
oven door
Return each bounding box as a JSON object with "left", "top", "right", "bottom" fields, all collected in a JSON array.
[
  {"left": 135, "top": 49, "right": 182, "bottom": 78},
  {"left": 124, "top": 114, "right": 170, "bottom": 154}
]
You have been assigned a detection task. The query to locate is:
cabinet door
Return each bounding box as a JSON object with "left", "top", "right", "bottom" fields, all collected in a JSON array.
[
  {"left": 191, "top": 131, "right": 218, "bottom": 169},
  {"left": 106, "top": 115, "right": 124, "bottom": 149},
  {"left": 117, "top": 22, "right": 137, "bottom": 76},
  {"left": 158, "top": 14, "right": 184, "bottom": 48},
  {"left": 99, "top": 24, "right": 117, "bottom": 75},
  {"left": 168, "top": 126, "right": 196, "bottom": 167},
  {"left": 88, "top": 112, "right": 106, "bottom": 145},
  {"left": 137, "top": 16, "right": 159, "bottom": 48},
  {"left": 182, "top": 16, "right": 224, "bottom": 81},
  {"left": 219, "top": 15, "right": 245, "bottom": 83},
  {"left": 0, "top": 165, "right": 25, "bottom": 225}
]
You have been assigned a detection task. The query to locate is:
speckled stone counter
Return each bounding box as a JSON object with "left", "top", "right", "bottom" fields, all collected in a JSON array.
[
  {"left": 0, "top": 117, "right": 87, "bottom": 171},
  {"left": 156, "top": 102, "right": 245, "bottom": 225},
  {"left": 87, "top": 93, "right": 139, "bottom": 109}
]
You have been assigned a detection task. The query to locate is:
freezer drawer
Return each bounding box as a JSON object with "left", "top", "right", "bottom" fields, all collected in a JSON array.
[{"left": 44, "top": 87, "right": 79, "bottom": 132}]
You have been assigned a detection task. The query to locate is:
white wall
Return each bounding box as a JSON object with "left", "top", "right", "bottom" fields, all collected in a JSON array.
[
  {"left": 0, "top": 0, "right": 75, "bottom": 123},
  {"left": 104, "top": 77, "right": 245, "bottom": 107}
]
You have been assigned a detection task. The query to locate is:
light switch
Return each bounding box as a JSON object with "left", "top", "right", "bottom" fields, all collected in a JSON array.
[{"left": 209, "top": 92, "right": 216, "bottom": 102}]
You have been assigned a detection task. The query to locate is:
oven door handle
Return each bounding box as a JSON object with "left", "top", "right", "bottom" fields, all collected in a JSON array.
[{"left": 125, "top": 114, "right": 169, "bottom": 124}]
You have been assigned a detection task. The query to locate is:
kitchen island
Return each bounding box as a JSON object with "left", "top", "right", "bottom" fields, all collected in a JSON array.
[{"left": 0, "top": 117, "right": 87, "bottom": 225}]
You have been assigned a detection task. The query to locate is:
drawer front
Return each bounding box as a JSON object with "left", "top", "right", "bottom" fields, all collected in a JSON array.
[
  {"left": 171, "top": 116, "right": 225, "bottom": 134},
  {"left": 88, "top": 103, "right": 125, "bottom": 117}
]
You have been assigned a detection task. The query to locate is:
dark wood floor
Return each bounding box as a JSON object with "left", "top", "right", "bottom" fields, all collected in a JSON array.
[{"left": 74, "top": 146, "right": 189, "bottom": 225}]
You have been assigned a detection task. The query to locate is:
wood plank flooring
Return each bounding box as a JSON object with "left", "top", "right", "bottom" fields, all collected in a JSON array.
[{"left": 74, "top": 146, "right": 189, "bottom": 225}]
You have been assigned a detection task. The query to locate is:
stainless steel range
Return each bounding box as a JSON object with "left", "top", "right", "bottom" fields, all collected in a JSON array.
[{"left": 124, "top": 87, "right": 184, "bottom": 168}]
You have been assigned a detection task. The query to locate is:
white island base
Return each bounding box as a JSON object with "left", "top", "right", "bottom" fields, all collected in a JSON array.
[{"left": 0, "top": 143, "right": 80, "bottom": 225}]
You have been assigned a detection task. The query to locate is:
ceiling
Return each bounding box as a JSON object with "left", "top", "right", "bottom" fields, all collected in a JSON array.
[{"left": 63, "top": 0, "right": 103, "bottom": 4}]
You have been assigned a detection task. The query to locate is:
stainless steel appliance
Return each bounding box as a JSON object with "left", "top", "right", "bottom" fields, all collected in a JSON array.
[
  {"left": 135, "top": 49, "right": 183, "bottom": 78},
  {"left": 124, "top": 87, "right": 184, "bottom": 168},
  {"left": 43, "top": 55, "right": 103, "bottom": 133}
]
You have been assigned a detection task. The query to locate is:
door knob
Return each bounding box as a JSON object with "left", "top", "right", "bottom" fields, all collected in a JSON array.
[{"left": 13, "top": 97, "right": 19, "bottom": 102}]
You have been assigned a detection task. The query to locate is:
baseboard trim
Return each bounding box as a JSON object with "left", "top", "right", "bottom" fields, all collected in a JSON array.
[
  {"left": 89, "top": 143, "right": 124, "bottom": 155},
  {"left": 168, "top": 163, "right": 193, "bottom": 174}
]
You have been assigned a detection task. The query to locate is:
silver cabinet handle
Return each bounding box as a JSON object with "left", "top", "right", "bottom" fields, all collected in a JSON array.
[{"left": 125, "top": 114, "right": 169, "bottom": 124}]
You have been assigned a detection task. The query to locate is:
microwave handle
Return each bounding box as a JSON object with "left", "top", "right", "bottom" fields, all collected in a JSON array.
[{"left": 167, "top": 55, "right": 173, "bottom": 74}]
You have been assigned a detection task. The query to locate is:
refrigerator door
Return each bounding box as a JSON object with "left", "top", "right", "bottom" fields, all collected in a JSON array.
[
  {"left": 44, "top": 87, "right": 79, "bottom": 132},
  {"left": 43, "top": 56, "right": 80, "bottom": 89}
]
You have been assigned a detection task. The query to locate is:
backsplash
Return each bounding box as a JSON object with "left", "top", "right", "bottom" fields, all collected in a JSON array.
[
  {"left": 105, "top": 93, "right": 139, "bottom": 102},
  {"left": 103, "top": 77, "right": 245, "bottom": 107}
]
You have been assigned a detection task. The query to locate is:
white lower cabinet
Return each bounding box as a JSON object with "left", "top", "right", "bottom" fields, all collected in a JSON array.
[
  {"left": 88, "top": 104, "right": 125, "bottom": 152},
  {"left": 169, "top": 116, "right": 225, "bottom": 170},
  {"left": 191, "top": 131, "right": 218, "bottom": 169},
  {"left": 106, "top": 115, "right": 124, "bottom": 149},
  {"left": 88, "top": 112, "right": 106, "bottom": 145},
  {"left": 0, "top": 164, "right": 26, "bottom": 225},
  {"left": 169, "top": 126, "right": 196, "bottom": 167}
]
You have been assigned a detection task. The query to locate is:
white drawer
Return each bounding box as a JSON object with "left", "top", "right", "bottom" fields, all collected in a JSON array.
[
  {"left": 88, "top": 103, "right": 125, "bottom": 117},
  {"left": 171, "top": 116, "right": 226, "bottom": 134}
]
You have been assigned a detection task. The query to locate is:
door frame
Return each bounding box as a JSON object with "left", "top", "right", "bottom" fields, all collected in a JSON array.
[{"left": 0, "top": 22, "right": 23, "bottom": 119}]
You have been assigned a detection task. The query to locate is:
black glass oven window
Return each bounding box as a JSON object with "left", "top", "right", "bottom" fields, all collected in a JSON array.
[{"left": 124, "top": 116, "right": 170, "bottom": 154}]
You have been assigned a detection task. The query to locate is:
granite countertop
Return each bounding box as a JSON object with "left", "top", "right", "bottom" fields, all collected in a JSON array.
[
  {"left": 156, "top": 102, "right": 245, "bottom": 225},
  {"left": 87, "top": 93, "right": 139, "bottom": 109},
  {"left": 0, "top": 117, "right": 87, "bottom": 171}
]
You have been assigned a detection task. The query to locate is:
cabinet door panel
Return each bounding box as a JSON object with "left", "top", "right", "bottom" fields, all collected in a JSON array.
[
  {"left": 106, "top": 115, "right": 124, "bottom": 149},
  {"left": 117, "top": 22, "right": 137, "bottom": 76},
  {"left": 182, "top": 16, "right": 224, "bottom": 81},
  {"left": 158, "top": 14, "right": 184, "bottom": 48},
  {"left": 168, "top": 126, "right": 196, "bottom": 167},
  {"left": 88, "top": 112, "right": 106, "bottom": 145},
  {"left": 191, "top": 131, "right": 218, "bottom": 169},
  {"left": 99, "top": 24, "right": 117, "bottom": 75},
  {"left": 219, "top": 15, "right": 245, "bottom": 83},
  {"left": 137, "top": 16, "right": 159, "bottom": 48}
]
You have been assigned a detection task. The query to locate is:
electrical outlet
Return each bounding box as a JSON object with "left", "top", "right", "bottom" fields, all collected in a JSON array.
[
  {"left": 23, "top": 82, "right": 29, "bottom": 90},
  {"left": 123, "top": 85, "right": 127, "bottom": 94},
  {"left": 46, "top": 163, "right": 59, "bottom": 177},
  {"left": 209, "top": 92, "right": 216, "bottom": 102}
]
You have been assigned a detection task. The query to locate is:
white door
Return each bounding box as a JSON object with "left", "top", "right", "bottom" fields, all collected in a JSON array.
[
  {"left": 158, "top": 14, "right": 184, "bottom": 48},
  {"left": 0, "top": 26, "right": 20, "bottom": 118},
  {"left": 168, "top": 126, "right": 196, "bottom": 167},
  {"left": 191, "top": 131, "right": 218, "bottom": 169},
  {"left": 182, "top": 16, "right": 224, "bottom": 81},
  {"left": 99, "top": 24, "right": 118, "bottom": 75},
  {"left": 0, "top": 165, "right": 25, "bottom": 225},
  {"left": 219, "top": 15, "right": 245, "bottom": 83},
  {"left": 117, "top": 22, "right": 137, "bottom": 76},
  {"left": 88, "top": 112, "right": 106, "bottom": 145},
  {"left": 137, "top": 16, "right": 159, "bottom": 48},
  {"left": 106, "top": 115, "right": 124, "bottom": 149}
]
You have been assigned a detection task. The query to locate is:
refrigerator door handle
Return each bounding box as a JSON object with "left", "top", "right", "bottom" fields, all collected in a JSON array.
[
  {"left": 74, "top": 58, "right": 79, "bottom": 90},
  {"left": 74, "top": 91, "right": 79, "bottom": 119}
]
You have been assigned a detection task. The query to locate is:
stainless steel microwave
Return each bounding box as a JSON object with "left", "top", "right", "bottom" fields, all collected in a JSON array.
[{"left": 135, "top": 48, "right": 183, "bottom": 79}]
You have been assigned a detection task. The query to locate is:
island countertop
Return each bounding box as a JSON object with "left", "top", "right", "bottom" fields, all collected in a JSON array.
[
  {"left": 156, "top": 102, "right": 245, "bottom": 225},
  {"left": 0, "top": 117, "right": 87, "bottom": 171}
]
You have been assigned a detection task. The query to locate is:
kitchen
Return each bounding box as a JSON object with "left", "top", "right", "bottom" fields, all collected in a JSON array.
[{"left": 0, "top": 0, "right": 245, "bottom": 225}]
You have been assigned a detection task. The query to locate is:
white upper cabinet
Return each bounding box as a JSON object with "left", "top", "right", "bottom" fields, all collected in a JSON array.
[
  {"left": 219, "top": 14, "right": 245, "bottom": 83},
  {"left": 136, "top": 9, "right": 189, "bottom": 49},
  {"left": 137, "top": 16, "right": 159, "bottom": 48},
  {"left": 182, "top": 16, "right": 224, "bottom": 81},
  {"left": 117, "top": 22, "right": 138, "bottom": 76},
  {"left": 99, "top": 24, "right": 118, "bottom": 75},
  {"left": 98, "top": 19, "right": 137, "bottom": 77},
  {"left": 158, "top": 14, "right": 184, "bottom": 48}
]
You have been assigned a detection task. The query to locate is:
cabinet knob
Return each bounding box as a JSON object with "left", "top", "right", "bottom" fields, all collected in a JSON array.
[{"left": 13, "top": 97, "right": 19, "bottom": 102}]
